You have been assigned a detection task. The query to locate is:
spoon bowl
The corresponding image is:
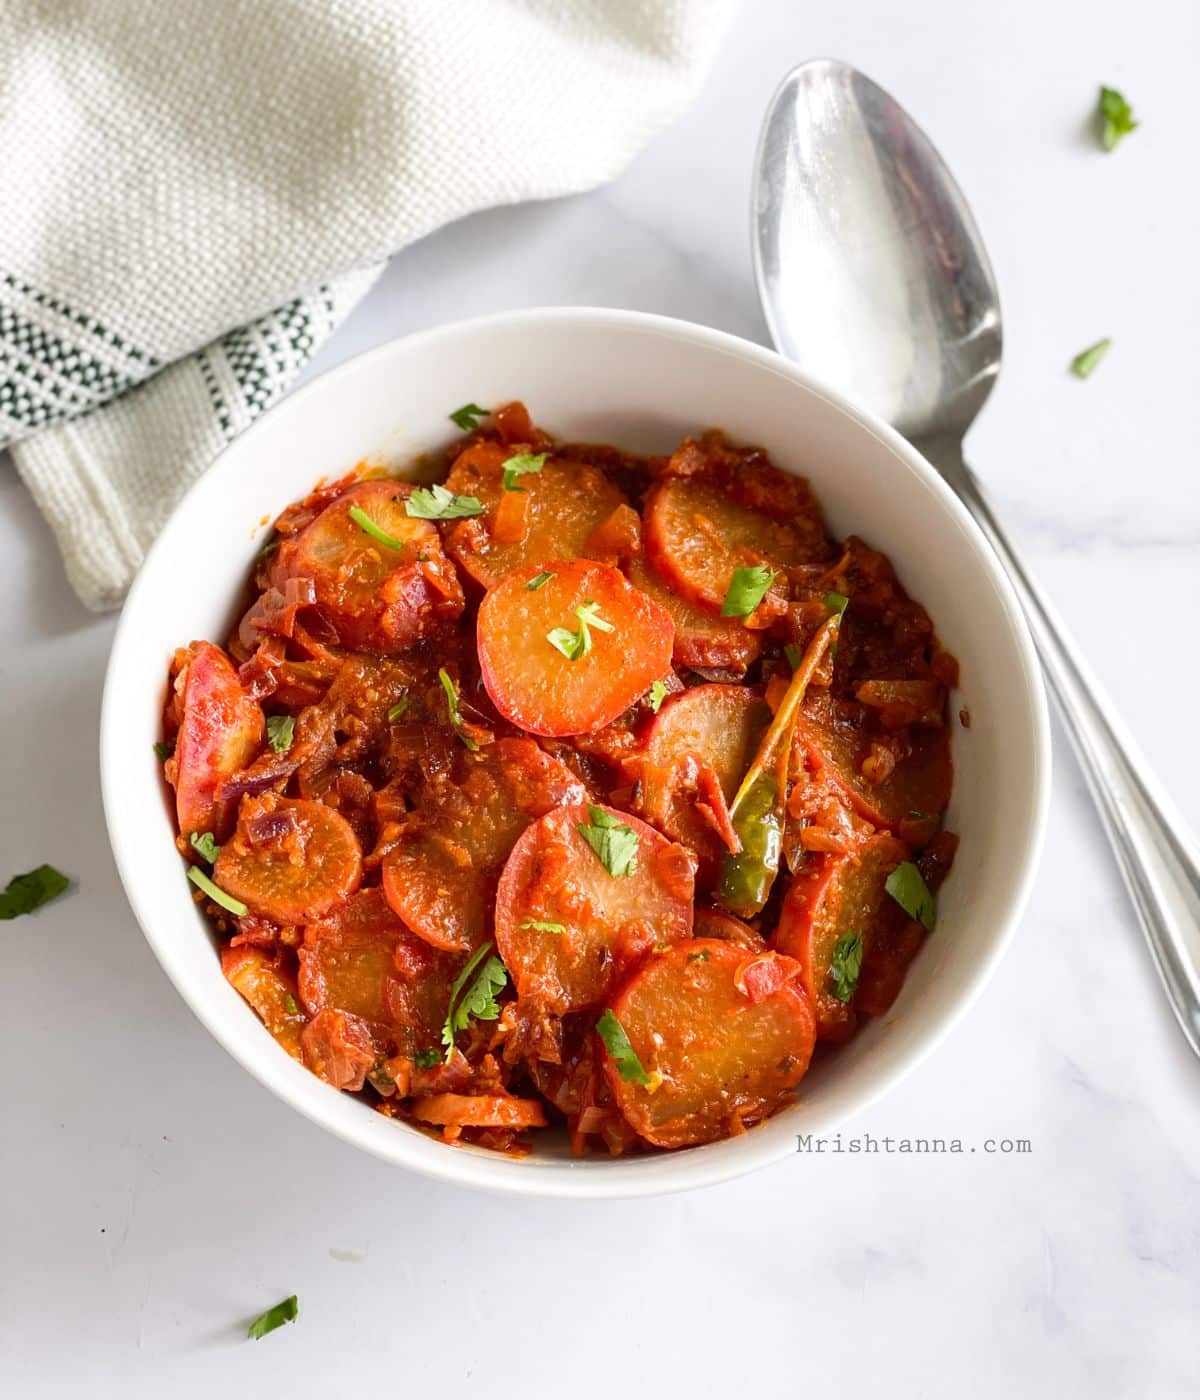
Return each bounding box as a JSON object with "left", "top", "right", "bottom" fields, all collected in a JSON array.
[{"left": 754, "top": 59, "right": 1000, "bottom": 443}]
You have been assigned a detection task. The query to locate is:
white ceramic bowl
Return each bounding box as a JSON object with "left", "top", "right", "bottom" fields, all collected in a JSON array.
[{"left": 101, "top": 307, "right": 1049, "bottom": 1198}]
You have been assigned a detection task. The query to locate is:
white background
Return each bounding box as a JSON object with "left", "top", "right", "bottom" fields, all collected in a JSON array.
[{"left": 3, "top": 1, "right": 1199, "bottom": 1395}]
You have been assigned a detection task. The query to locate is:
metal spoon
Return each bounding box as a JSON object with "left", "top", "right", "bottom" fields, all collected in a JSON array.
[{"left": 752, "top": 58, "right": 1200, "bottom": 1057}]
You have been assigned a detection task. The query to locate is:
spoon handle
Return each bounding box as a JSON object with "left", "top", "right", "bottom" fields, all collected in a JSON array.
[{"left": 927, "top": 442, "right": 1200, "bottom": 1057}]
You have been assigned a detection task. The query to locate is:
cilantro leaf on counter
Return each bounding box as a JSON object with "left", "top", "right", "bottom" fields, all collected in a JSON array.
[
  {"left": 247, "top": 1295, "right": 298, "bottom": 1341},
  {"left": 1097, "top": 86, "right": 1137, "bottom": 151},
  {"left": 0, "top": 865, "right": 70, "bottom": 920},
  {"left": 1070, "top": 338, "right": 1112, "bottom": 379}
]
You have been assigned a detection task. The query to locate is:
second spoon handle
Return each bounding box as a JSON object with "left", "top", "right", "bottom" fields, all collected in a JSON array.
[{"left": 924, "top": 439, "right": 1200, "bottom": 1057}]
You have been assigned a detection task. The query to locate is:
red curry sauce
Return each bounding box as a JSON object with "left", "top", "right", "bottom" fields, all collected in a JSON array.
[{"left": 161, "top": 401, "right": 957, "bottom": 1156}]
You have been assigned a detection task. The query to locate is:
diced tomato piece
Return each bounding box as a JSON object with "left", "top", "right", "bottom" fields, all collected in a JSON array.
[
  {"left": 300, "top": 1008, "right": 376, "bottom": 1091},
  {"left": 798, "top": 691, "right": 952, "bottom": 831},
  {"left": 644, "top": 470, "right": 830, "bottom": 618},
  {"left": 221, "top": 945, "right": 306, "bottom": 1058},
  {"left": 626, "top": 555, "right": 762, "bottom": 675},
  {"left": 476, "top": 560, "right": 674, "bottom": 737},
  {"left": 214, "top": 794, "right": 363, "bottom": 923},
  {"left": 772, "top": 832, "right": 909, "bottom": 1040},
  {"left": 444, "top": 443, "right": 627, "bottom": 589},
  {"left": 603, "top": 939, "right": 815, "bottom": 1148},
  {"left": 410, "top": 1093, "right": 547, "bottom": 1129},
  {"left": 273, "top": 479, "right": 464, "bottom": 652},
  {"left": 495, "top": 803, "right": 695, "bottom": 1015},
  {"left": 636, "top": 685, "right": 769, "bottom": 882},
  {"left": 381, "top": 738, "right": 587, "bottom": 952},
  {"left": 693, "top": 906, "right": 766, "bottom": 951},
  {"left": 168, "top": 641, "right": 264, "bottom": 841}
]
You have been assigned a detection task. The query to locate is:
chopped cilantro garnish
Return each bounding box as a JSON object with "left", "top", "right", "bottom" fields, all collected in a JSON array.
[
  {"left": 449, "top": 402, "right": 489, "bottom": 432},
  {"left": 347, "top": 504, "right": 406, "bottom": 551},
  {"left": 1070, "top": 338, "right": 1112, "bottom": 379},
  {"left": 824, "top": 591, "right": 850, "bottom": 620},
  {"left": 547, "top": 600, "right": 614, "bottom": 660},
  {"left": 828, "top": 932, "right": 863, "bottom": 1003},
  {"left": 687, "top": 948, "right": 711, "bottom": 963},
  {"left": 386, "top": 697, "right": 410, "bottom": 722},
  {"left": 885, "top": 861, "right": 937, "bottom": 931},
  {"left": 247, "top": 1295, "right": 298, "bottom": 1341},
  {"left": 577, "top": 805, "right": 639, "bottom": 879},
  {"left": 526, "top": 570, "right": 554, "bottom": 591},
  {"left": 1097, "top": 86, "right": 1137, "bottom": 151},
  {"left": 284, "top": 994, "right": 300, "bottom": 1016},
  {"left": 154, "top": 739, "right": 174, "bottom": 762},
  {"left": 437, "top": 668, "right": 478, "bottom": 751},
  {"left": 501, "top": 452, "right": 548, "bottom": 491},
  {"left": 187, "top": 865, "right": 247, "bottom": 917},
  {"left": 189, "top": 831, "right": 221, "bottom": 864},
  {"left": 405, "top": 483, "right": 484, "bottom": 520},
  {"left": 266, "top": 714, "right": 294, "bottom": 753},
  {"left": 596, "top": 1009, "right": 653, "bottom": 1086},
  {"left": 521, "top": 918, "right": 567, "bottom": 933},
  {"left": 0, "top": 864, "right": 69, "bottom": 920},
  {"left": 441, "top": 941, "right": 508, "bottom": 1059},
  {"left": 783, "top": 643, "right": 802, "bottom": 671},
  {"left": 412, "top": 1048, "right": 441, "bottom": 1069},
  {"left": 721, "top": 565, "right": 777, "bottom": 618},
  {"left": 648, "top": 679, "right": 669, "bottom": 713}
]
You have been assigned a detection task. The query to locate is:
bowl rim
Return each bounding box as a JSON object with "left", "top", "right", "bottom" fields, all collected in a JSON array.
[{"left": 101, "top": 305, "right": 1051, "bottom": 1198}]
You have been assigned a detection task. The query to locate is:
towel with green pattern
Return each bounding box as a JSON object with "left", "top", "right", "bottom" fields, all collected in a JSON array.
[{"left": 1, "top": 0, "right": 729, "bottom": 609}]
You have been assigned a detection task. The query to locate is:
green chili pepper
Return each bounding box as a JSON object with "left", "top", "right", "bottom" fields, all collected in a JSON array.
[{"left": 714, "top": 614, "right": 842, "bottom": 919}]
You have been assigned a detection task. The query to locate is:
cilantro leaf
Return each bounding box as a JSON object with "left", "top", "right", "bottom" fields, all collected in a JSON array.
[
  {"left": 783, "top": 643, "right": 802, "bottom": 670},
  {"left": 284, "top": 994, "right": 300, "bottom": 1016},
  {"left": 266, "top": 715, "right": 294, "bottom": 753},
  {"left": 1097, "top": 86, "right": 1137, "bottom": 151},
  {"left": 526, "top": 570, "right": 554, "bottom": 591},
  {"left": 828, "top": 932, "right": 863, "bottom": 1003},
  {"left": 547, "top": 600, "right": 615, "bottom": 660},
  {"left": 187, "top": 865, "right": 247, "bottom": 917},
  {"left": 441, "top": 941, "right": 508, "bottom": 1059},
  {"left": 386, "top": 697, "right": 410, "bottom": 722},
  {"left": 577, "top": 805, "right": 639, "bottom": 878},
  {"left": 154, "top": 739, "right": 174, "bottom": 762},
  {"left": 189, "top": 831, "right": 221, "bottom": 864},
  {"left": 687, "top": 947, "right": 711, "bottom": 963},
  {"left": 347, "top": 504, "right": 407, "bottom": 552},
  {"left": 247, "top": 1295, "right": 298, "bottom": 1341},
  {"left": 405, "top": 484, "right": 484, "bottom": 520},
  {"left": 595, "top": 1009, "right": 653, "bottom": 1086},
  {"left": 521, "top": 918, "right": 567, "bottom": 933},
  {"left": 501, "top": 452, "right": 548, "bottom": 491},
  {"left": 1070, "top": 338, "right": 1112, "bottom": 379},
  {"left": 824, "top": 591, "right": 849, "bottom": 621},
  {"left": 449, "top": 402, "right": 489, "bottom": 432},
  {"left": 437, "top": 668, "right": 479, "bottom": 751},
  {"left": 885, "top": 861, "right": 937, "bottom": 931},
  {"left": 0, "top": 865, "right": 69, "bottom": 920},
  {"left": 648, "top": 679, "right": 669, "bottom": 713},
  {"left": 412, "top": 1048, "right": 442, "bottom": 1068},
  {"left": 721, "top": 565, "right": 777, "bottom": 618}
]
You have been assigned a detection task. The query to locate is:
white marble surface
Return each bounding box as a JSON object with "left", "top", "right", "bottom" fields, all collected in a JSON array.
[{"left": 3, "top": 1, "right": 1199, "bottom": 1394}]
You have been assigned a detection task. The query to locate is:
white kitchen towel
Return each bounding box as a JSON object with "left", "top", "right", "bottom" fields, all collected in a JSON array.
[{"left": 1, "top": 0, "right": 732, "bottom": 610}]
